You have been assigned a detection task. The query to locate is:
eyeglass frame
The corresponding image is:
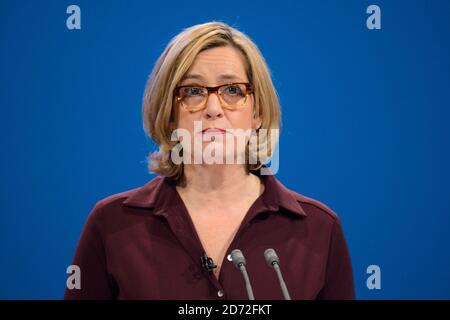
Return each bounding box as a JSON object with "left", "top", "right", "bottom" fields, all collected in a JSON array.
[{"left": 174, "top": 82, "right": 254, "bottom": 112}]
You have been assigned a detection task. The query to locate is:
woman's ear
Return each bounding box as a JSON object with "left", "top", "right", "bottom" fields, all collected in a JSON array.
[
  {"left": 250, "top": 96, "right": 260, "bottom": 128},
  {"left": 252, "top": 113, "right": 262, "bottom": 130}
]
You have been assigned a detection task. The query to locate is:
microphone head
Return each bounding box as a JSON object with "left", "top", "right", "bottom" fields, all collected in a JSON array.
[
  {"left": 264, "top": 248, "right": 280, "bottom": 268},
  {"left": 230, "top": 249, "right": 246, "bottom": 268}
]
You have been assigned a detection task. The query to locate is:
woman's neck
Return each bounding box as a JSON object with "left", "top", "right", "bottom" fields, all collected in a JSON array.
[{"left": 177, "top": 164, "right": 263, "bottom": 208}]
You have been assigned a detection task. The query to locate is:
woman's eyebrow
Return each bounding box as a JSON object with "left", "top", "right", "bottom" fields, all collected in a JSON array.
[
  {"left": 181, "top": 73, "right": 204, "bottom": 81},
  {"left": 217, "top": 74, "right": 245, "bottom": 82},
  {"left": 181, "top": 73, "right": 245, "bottom": 83}
]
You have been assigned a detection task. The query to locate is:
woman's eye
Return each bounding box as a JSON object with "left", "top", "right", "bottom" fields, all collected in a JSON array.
[
  {"left": 225, "top": 85, "right": 243, "bottom": 96},
  {"left": 184, "top": 87, "right": 203, "bottom": 96}
]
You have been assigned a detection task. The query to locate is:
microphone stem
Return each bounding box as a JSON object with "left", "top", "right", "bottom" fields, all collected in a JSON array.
[
  {"left": 273, "top": 263, "right": 291, "bottom": 300},
  {"left": 239, "top": 265, "right": 255, "bottom": 300}
]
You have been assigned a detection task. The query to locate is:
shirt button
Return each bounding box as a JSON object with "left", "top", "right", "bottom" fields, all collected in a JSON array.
[
  {"left": 217, "top": 290, "right": 224, "bottom": 298},
  {"left": 227, "top": 254, "right": 232, "bottom": 262}
]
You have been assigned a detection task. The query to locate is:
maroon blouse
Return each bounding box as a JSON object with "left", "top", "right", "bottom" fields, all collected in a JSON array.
[{"left": 64, "top": 172, "right": 355, "bottom": 300}]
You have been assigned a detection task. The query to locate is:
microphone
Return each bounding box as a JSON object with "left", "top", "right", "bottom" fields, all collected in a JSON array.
[
  {"left": 230, "top": 249, "right": 255, "bottom": 300},
  {"left": 264, "top": 248, "right": 291, "bottom": 300},
  {"left": 201, "top": 253, "right": 217, "bottom": 273}
]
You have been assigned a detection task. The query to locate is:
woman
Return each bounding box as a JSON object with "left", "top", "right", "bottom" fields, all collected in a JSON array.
[{"left": 65, "top": 21, "right": 355, "bottom": 300}]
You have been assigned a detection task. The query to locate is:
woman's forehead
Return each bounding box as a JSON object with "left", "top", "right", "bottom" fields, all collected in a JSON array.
[{"left": 184, "top": 47, "right": 248, "bottom": 83}]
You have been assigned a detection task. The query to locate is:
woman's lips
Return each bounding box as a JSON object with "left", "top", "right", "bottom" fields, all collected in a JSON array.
[{"left": 202, "top": 128, "right": 227, "bottom": 134}]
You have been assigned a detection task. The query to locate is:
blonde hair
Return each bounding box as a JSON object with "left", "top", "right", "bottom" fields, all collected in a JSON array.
[{"left": 142, "top": 21, "right": 281, "bottom": 183}]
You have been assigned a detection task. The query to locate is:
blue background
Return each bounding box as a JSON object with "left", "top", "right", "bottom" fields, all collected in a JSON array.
[{"left": 1, "top": 0, "right": 449, "bottom": 299}]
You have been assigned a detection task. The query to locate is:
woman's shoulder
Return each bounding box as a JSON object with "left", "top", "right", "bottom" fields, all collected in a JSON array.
[
  {"left": 293, "top": 190, "right": 339, "bottom": 221},
  {"left": 274, "top": 177, "right": 340, "bottom": 224},
  {"left": 86, "top": 175, "right": 166, "bottom": 222}
]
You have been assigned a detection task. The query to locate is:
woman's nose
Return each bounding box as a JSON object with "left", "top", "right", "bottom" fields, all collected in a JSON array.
[{"left": 204, "top": 93, "right": 224, "bottom": 119}]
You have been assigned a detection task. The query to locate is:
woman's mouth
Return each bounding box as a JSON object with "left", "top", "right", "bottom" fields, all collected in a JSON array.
[{"left": 201, "top": 128, "right": 227, "bottom": 135}]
